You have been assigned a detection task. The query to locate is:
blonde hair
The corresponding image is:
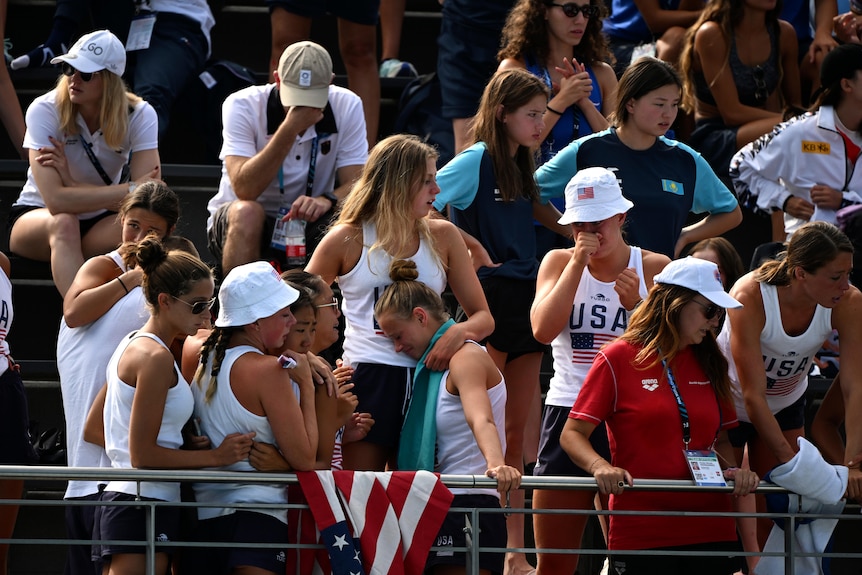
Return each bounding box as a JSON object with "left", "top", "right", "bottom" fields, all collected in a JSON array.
[
  {"left": 54, "top": 71, "right": 141, "bottom": 149},
  {"left": 374, "top": 259, "right": 450, "bottom": 323},
  {"left": 335, "top": 134, "right": 439, "bottom": 260}
]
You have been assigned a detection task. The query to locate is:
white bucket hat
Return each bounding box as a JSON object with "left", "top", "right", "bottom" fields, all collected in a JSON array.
[
  {"left": 215, "top": 262, "right": 300, "bottom": 327},
  {"left": 558, "top": 167, "right": 634, "bottom": 225}
]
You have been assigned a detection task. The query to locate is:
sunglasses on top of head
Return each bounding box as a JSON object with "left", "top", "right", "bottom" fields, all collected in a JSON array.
[
  {"left": 172, "top": 295, "right": 217, "bottom": 315},
  {"left": 692, "top": 299, "right": 724, "bottom": 321},
  {"left": 61, "top": 62, "right": 100, "bottom": 82},
  {"left": 546, "top": 2, "right": 600, "bottom": 18}
]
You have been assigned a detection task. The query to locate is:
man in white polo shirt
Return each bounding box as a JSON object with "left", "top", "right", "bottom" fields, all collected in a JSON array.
[{"left": 207, "top": 41, "right": 367, "bottom": 275}]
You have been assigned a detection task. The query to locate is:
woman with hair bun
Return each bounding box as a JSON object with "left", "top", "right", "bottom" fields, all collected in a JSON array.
[
  {"left": 374, "top": 259, "right": 519, "bottom": 575},
  {"left": 94, "top": 237, "right": 254, "bottom": 575}
]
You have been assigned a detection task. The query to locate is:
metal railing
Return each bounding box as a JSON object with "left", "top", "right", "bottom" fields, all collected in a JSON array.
[{"left": 1, "top": 465, "right": 860, "bottom": 575}]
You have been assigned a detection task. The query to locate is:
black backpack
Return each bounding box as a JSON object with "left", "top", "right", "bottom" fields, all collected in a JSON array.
[{"left": 393, "top": 73, "right": 456, "bottom": 168}]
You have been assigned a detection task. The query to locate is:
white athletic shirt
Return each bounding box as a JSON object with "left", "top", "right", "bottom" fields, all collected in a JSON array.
[
  {"left": 207, "top": 83, "right": 368, "bottom": 227},
  {"left": 192, "top": 345, "right": 288, "bottom": 523},
  {"left": 58, "top": 251, "right": 148, "bottom": 499},
  {"left": 719, "top": 281, "right": 833, "bottom": 420},
  {"left": 339, "top": 221, "right": 446, "bottom": 367},
  {"left": 17, "top": 91, "right": 158, "bottom": 217},
  {"left": 435, "top": 343, "right": 507, "bottom": 498},
  {"left": 104, "top": 331, "right": 193, "bottom": 501},
  {"left": 546, "top": 246, "right": 647, "bottom": 408}
]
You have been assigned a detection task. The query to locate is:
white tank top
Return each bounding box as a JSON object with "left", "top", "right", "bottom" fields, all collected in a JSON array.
[
  {"left": 546, "top": 247, "right": 647, "bottom": 407},
  {"left": 192, "top": 345, "right": 288, "bottom": 523},
  {"left": 435, "top": 343, "right": 507, "bottom": 498},
  {"left": 59, "top": 251, "right": 149, "bottom": 498},
  {"left": 0, "top": 264, "right": 13, "bottom": 376},
  {"left": 719, "top": 282, "right": 833, "bottom": 420},
  {"left": 104, "top": 331, "right": 193, "bottom": 501},
  {"left": 339, "top": 221, "right": 446, "bottom": 367}
]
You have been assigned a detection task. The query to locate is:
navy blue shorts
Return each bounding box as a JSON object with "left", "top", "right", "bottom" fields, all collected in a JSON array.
[
  {"left": 481, "top": 276, "right": 547, "bottom": 358},
  {"left": 689, "top": 118, "right": 740, "bottom": 178},
  {"left": 266, "top": 0, "right": 379, "bottom": 26},
  {"left": 64, "top": 491, "right": 105, "bottom": 575},
  {"left": 436, "top": 17, "right": 501, "bottom": 119},
  {"left": 351, "top": 362, "right": 413, "bottom": 449},
  {"left": 92, "top": 491, "right": 181, "bottom": 559},
  {"left": 426, "top": 494, "right": 506, "bottom": 575},
  {"left": 183, "top": 512, "right": 288, "bottom": 575},
  {"left": 728, "top": 394, "right": 806, "bottom": 448},
  {"left": 0, "top": 365, "right": 38, "bottom": 464},
  {"left": 534, "top": 404, "right": 610, "bottom": 477}
]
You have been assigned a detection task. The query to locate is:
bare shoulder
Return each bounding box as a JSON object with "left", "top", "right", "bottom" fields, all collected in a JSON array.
[
  {"left": 592, "top": 61, "right": 617, "bottom": 86},
  {"left": 449, "top": 342, "right": 499, "bottom": 382},
  {"left": 729, "top": 272, "right": 762, "bottom": 302},
  {"left": 640, "top": 250, "right": 671, "bottom": 279},
  {"left": 833, "top": 286, "right": 862, "bottom": 325},
  {"left": 538, "top": 248, "right": 574, "bottom": 276},
  {"left": 694, "top": 21, "right": 728, "bottom": 51},
  {"left": 498, "top": 57, "right": 526, "bottom": 71}
]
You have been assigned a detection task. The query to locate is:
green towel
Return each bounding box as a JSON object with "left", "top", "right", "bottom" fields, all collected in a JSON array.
[{"left": 397, "top": 319, "right": 456, "bottom": 471}]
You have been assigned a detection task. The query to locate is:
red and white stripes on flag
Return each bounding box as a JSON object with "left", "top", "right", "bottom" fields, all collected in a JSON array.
[{"left": 291, "top": 470, "right": 454, "bottom": 575}]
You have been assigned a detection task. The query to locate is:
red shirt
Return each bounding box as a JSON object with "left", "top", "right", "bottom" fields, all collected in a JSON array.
[{"left": 570, "top": 340, "right": 739, "bottom": 550}]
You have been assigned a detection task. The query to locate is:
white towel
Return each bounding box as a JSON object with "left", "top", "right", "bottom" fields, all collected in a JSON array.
[{"left": 754, "top": 437, "right": 848, "bottom": 575}]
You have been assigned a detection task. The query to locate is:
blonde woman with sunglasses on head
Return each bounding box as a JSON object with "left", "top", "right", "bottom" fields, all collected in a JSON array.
[{"left": 8, "top": 29, "right": 160, "bottom": 298}]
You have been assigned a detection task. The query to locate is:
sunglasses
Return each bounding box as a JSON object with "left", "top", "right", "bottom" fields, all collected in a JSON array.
[
  {"left": 315, "top": 297, "right": 339, "bottom": 309},
  {"left": 546, "top": 2, "right": 600, "bottom": 18},
  {"left": 173, "top": 295, "right": 217, "bottom": 315},
  {"left": 61, "top": 62, "right": 100, "bottom": 82},
  {"left": 692, "top": 299, "right": 724, "bottom": 321},
  {"left": 753, "top": 65, "right": 768, "bottom": 104}
]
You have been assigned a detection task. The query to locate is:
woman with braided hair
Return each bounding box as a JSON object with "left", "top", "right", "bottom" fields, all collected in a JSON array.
[{"left": 189, "top": 261, "right": 319, "bottom": 575}]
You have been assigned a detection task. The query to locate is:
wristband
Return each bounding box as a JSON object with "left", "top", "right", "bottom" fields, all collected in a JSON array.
[
  {"left": 546, "top": 104, "right": 564, "bottom": 116},
  {"left": 115, "top": 276, "right": 129, "bottom": 294},
  {"left": 781, "top": 196, "right": 791, "bottom": 212}
]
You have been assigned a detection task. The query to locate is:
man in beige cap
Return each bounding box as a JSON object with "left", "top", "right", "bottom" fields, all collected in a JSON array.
[{"left": 207, "top": 41, "right": 367, "bottom": 275}]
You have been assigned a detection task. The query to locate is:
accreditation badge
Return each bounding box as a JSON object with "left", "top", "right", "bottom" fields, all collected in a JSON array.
[{"left": 683, "top": 449, "right": 727, "bottom": 487}]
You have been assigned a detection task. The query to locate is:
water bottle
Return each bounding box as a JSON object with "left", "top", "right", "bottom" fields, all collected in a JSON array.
[
  {"left": 270, "top": 204, "right": 291, "bottom": 252},
  {"left": 285, "top": 219, "right": 307, "bottom": 267}
]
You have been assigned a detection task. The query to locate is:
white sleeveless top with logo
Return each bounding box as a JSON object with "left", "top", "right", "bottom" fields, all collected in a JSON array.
[
  {"left": 718, "top": 281, "right": 833, "bottom": 420},
  {"left": 339, "top": 221, "right": 446, "bottom": 367},
  {"left": 546, "top": 246, "right": 647, "bottom": 408}
]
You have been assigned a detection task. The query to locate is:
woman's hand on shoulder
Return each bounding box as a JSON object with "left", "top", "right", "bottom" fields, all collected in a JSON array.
[
  {"left": 307, "top": 352, "right": 337, "bottom": 397},
  {"left": 486, "top": 464, "right": 521, "bottom": 494},
  {"left": 212, "top": 431, "right": 256, "bottom": 466},
  {"left": 423, "top": 321, "right": 468, "bottom": 371}
]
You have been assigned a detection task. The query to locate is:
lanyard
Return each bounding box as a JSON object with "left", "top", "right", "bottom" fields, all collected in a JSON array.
[
  {"left": 278, "top": 135, "right": 323, "bottom": 197},
  {"left": 661, "top": 357, "right": 691, "bottom": 448},
  {"left": 80, "top": 136, "right": 115, "bottom": 186},
  {"left": 661, "top": 355, "right": 723, "bottom": 450}
]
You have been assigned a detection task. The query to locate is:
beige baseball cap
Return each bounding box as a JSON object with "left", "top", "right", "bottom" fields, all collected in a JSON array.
[{"left": 277, "top": 41, "right": 332, "bottom": 109}]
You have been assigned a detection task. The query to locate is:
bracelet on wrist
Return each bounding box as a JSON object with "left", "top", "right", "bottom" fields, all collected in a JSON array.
[
  {"left": 546, "top": 104, "right": 564, "bottom": 116},
  {"left": 115, "top": 276, "right": 129, "bottom": 294},
  {"left": 587, "top": 456, "right": 605, "bottom": 474}
]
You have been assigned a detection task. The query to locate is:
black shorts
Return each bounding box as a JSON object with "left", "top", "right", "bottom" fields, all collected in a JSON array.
[
  {"left": 481, "top": 276, "right": 547, "bottom": 358},
  {"left": 727, "top": 394, "right": 806, "bottom": 448},
  {"left": 689, "top": 118, "right": 740, "bottom": 178},
  {"left": 0, "top": 365, "right": 38, "bottom": 464},
  {"left": 534, "top": 405, "right": 610, "bottom": 477},
  {"left": 425, "top": 494, "right": 506, "bottom": 575},
  {"left": 266, "top": 0, "right": 379, "bottom": 25},
  {"left": 436, "top": 17, "right": 501, "bottom": 119},
  {"left": 610, "top": 540, "right": 742, "bottom": 575},
  {"left": 207, "top": 202, "right": 278, "bottom": 268},
  {"left": 64, "top": 491, "right": 105, "bottom": 575},
  {"left": 92, "top": 491, "right": 181, "bottom": 559},
  {"left": 7, "top": 205, "right": 117, "bottom": 246},
  {"left": 351, "top": 362, "right": 413, "bottom": 449},
  {"left": 183, "top": 512, "right": 288, "bottom": 575}
]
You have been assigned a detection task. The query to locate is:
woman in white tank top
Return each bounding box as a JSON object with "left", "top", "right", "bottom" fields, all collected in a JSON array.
[
  {"left": 92, "top": 238, "right": 254, "bottom": 575},
  {"left": 307, "top": 134, "right": 494, "bottom": 471},
  {"left": 721, "top": 221, "right": 862, "bottom": 546}
]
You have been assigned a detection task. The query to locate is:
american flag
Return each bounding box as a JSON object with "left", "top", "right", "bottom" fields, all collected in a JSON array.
[
  {"left": 765, "top": 373, "right": 805, "bottom": 397},
  {"left": 571, "top": 332, "right": 617, "bottom": 364},
  {"left": 578, "top": 186, "right": 594, "bottom": 200},
  {"left": 292, "top": 471, "right": 453, "bottom": 575}
]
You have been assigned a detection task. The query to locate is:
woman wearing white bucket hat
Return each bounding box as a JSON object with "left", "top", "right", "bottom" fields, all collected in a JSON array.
[
  {"left": 189, "top": 261, "right": 320, "bottom": 575},
  {"left": 561, "top": 255, "right": 759, "bottom": 574},
  {"left": 530, "top": 167, "right": 670, "bottom": 574},
  {"left": 8, "top": 29, "right": 161, "bottom": 297}
]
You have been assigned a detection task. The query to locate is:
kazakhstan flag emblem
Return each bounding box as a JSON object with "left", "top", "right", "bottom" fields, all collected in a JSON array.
[{"left": 661, "top": 179, "right": 683, "bottom": 195}]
